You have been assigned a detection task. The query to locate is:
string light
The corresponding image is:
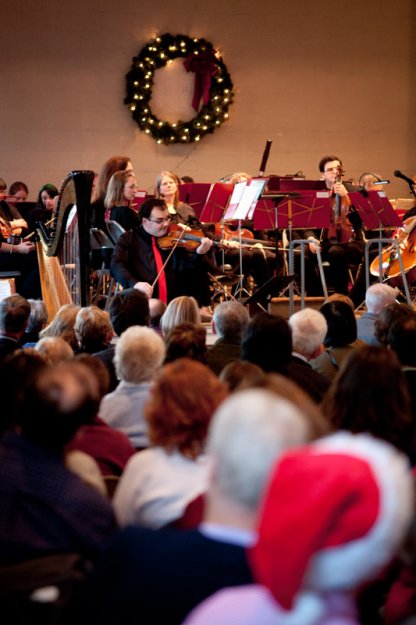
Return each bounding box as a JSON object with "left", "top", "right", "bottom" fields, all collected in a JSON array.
[{"left": 124, "top": 32, "right": 234, "bottom": 144}]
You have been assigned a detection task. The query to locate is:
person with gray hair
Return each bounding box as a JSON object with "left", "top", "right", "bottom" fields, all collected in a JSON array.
[
  {"left": 98, "top": 326, "right": 165, "bottom": 449},
  {"left": 69, "top": 387, "right": 316, "bottom": 625},
  {"left": 207, "top": 300, "right": 249, "bottom": 375},
  {"left": 357, "top": 283, "right": 398, "bottom": 345},
  {"left": 287, "top": 307, "right": 330, "bottom": 403}
]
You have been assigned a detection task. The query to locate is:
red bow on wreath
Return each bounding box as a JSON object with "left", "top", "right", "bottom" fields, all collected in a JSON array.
[{"left": 184, "top": 50, "right": 218, "bottom": 112}]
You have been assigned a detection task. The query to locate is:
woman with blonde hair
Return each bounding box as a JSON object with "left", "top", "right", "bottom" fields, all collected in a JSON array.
[
  {"left": 38, "top": 303, "right": 81, "bottom": 351},
  {"left": 160, "top": 295, "right": 201, "bottom": 336}
]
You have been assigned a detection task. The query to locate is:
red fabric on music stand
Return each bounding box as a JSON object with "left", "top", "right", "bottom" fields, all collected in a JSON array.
[
  {"left": 199, "top": 183, "right": 234, "bottom": 223},
  {"left": 348, "top": 191, "right": 402, "bottom": 230},
  {"left": 178, "top": 183, "right": 212, "bottom": 219},
  {"left": 254, "top": 192, "right": 331, "bottom": 230}
]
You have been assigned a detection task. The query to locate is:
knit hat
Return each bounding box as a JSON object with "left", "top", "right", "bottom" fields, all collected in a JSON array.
[{"left": 250, "top": 432, "right": 414, "bottom": 624}]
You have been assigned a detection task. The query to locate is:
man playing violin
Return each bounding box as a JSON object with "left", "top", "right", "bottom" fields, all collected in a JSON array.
[
  {"left": 110, "top": 198, "right": 213, "bottom": 307},
  {"left": 301, "top": 155, "right": 365, "bottom": 306}
]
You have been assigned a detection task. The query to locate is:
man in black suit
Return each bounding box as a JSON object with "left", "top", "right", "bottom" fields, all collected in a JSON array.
[{"left": 288, "top": 307, "right": 330, "bottom": 403}]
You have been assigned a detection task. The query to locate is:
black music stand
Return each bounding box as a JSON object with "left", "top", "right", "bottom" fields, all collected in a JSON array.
[
  {"left": 243, "top": 274, "right": 296, "bottom": 313},
  {"left": 349, "top": 190, "right": 411, "bottom": 304}
]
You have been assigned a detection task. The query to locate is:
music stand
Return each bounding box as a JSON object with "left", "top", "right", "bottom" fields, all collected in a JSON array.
[
  {"left": 254, "top": 191, "right": 332, "bottom": 314},
  {"left": 243, "top": 274, "right": 296, "bottom": 313},
  {"left": 349, "top": 190, "right": 411, "bottom": 303},
  {"left": 178, "top": 183, "right": 213, "bottom": 220},
  {"left": 222, "top": 179, "right": 268, "bottom": 300}
]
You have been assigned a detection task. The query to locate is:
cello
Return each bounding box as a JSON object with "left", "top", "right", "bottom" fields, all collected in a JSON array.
[{"left": 370, "top": 215, "right": 416, "bottom": 279}]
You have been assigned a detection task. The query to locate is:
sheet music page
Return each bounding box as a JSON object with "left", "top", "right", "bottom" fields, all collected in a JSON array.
[{"left": 223, "top": 182, "right": 247, "bottom": 220}]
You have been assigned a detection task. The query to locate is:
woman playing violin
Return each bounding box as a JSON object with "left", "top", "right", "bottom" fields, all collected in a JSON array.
[{"left": 110, "top": 198, "right": 213, "bottom": 306}]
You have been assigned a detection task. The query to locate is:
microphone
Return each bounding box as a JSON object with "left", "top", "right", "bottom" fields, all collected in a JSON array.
[{"left": 394, "top": 170, "right": 415, "bottom": 187}]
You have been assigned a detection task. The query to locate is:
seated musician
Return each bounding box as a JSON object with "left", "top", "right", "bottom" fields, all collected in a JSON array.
[
  {"left": 0, "top": 178, "right": 41, "bottom": 299},
  {"left": 302, "top": 155, "right": 365, "bottom": 306},
  {"left": 110, "top": 197, "right": 213, "bottom": 308}
]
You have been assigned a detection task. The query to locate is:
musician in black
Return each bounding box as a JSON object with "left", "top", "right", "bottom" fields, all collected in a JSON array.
[
  {"left": 110, "top": 198, "right": 213, "bottom": 307},
  {"left": 301, "top": 155, "right": 365, "bottom": 305}
]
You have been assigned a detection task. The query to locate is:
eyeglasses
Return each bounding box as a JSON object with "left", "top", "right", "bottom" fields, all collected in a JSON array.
[{"left": 147, "top": 216, "right": 172, "bottom": 225}]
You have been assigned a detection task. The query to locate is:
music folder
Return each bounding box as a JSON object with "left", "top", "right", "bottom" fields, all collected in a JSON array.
[
  {"left": 178, "top": 183, "right": 213, "bottom": 220},
  {"left": 199, "top": 183, "right": 234, "bottom": 223},
  {"left": 223, "top": 178, "right": 267, "bottom": 221}
]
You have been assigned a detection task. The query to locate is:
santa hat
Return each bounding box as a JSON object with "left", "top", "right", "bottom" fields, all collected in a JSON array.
[{"left": 250, "top": 432, "right": 414, "bottom": 623}]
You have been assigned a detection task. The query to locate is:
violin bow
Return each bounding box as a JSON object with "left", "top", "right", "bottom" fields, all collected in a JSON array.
[{"left": 151, "top": 226, "right": 187, "bottom": 290}]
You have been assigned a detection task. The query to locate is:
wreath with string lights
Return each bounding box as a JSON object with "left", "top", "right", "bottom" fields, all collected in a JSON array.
[{"left": 124, "top": 33, "right": 234, "bottom": 145}]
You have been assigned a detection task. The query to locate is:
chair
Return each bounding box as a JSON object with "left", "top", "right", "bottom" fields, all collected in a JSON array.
[{"left": 106, "top": 220, "right": 126, "bottom": 245}]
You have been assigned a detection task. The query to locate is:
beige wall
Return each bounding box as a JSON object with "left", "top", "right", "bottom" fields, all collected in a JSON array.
[{"left": 1, "top": 0, "right": 415, "bottom": 200}]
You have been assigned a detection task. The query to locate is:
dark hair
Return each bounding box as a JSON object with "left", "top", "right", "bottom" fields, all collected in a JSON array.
[
  {"left": 322, "top": 344, "right": 412, "bottom": 454},
  {"left": 241, "top": 312, "right": 292, "bottom": 374},
  {"left": 181, "top": 175, "right": 194, "bottom": 184},
  {"left": 164, "top": 322, "right": 207, "bottom": 364},
  {"left": 0, "top": 294, "right": 31, "bottom": 334},
  {"left": 318, "top": 155, "right": 342, "bottom": 173},
  {"left": 386, "top": 314, "right": 416, "bottom": 366},
  {"left": 37, "top": 183, "right": 59, "bottom": 208},
  {"left": 109, "top": 288, "right": 150, "bottom": 336},
  {"left": 319, "top": 300, "right": 357, "bottom": 347},
  {"left": 375, "top": 302, "right": 415, "bottom": 348},
  {"left": 9, "top": 181, "right": 29, "bottom": 196},
  {"left": 139, "top": 197, "right": 167, "bottom": 222}
]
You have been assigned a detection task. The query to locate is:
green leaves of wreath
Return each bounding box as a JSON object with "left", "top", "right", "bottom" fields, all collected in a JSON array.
[{"left": 125, "top": 33, "right": 234, "bottom": 145}]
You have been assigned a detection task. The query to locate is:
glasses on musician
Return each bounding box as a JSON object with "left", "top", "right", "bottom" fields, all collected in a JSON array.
[{"left": 147, "top": 216, "right": 172, "bottom": 225}]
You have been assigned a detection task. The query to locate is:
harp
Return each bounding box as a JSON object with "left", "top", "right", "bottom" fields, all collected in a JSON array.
[{"left": 36, "top": 170, "right": 95, "bottom": 321}]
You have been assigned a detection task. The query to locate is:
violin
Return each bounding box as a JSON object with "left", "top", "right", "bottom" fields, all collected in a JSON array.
[
  {"left": 0, "top": 217, "right": 22, "bottom": 244},
  {"left": 157, "top": 223, "right": 219, "bottom": 251},
  {"left": 212, "top": 223, "right": 276, "bottom": 250},
  {"left": 326, "top": 165, "right": 353, "bottom": 244}
]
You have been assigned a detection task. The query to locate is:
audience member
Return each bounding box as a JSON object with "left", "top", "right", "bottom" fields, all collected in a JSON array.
[
  {"left": 164, "top": 321, "right": 208, "bottom": 364},
  {"left": 357, "top": 283, "right": 398, "bottom": 345},
  {"left": 310, "top": 300, "right": 362, "bottom": 381},
  {"left": 183, "top": 432, "right": 413, "bottom": 625},
  {"left": 39, "top": 303, "right": 81, "bottom": 351},
  {"left": 148, "top": 297, "right": 166, "bottom": 333},
  {"left": 207, "top": 300, "right": 249, "bottom": 375},
  {"left": 74, "top": 305, "right": 113, "bottom": 354},
  {"left": 104, "top": 170, "right": 139, "bottom": 231},
  {"left": 219, "top": 360, "right": 266, "bottom": 391},
  {"left": 113, "top": 358, "right": 227, "bottom": 529},
  {"left": 287, "top": 307, "right": 330, "bottom": 403},
  {"left": 34, "top": 336, "right": 74, "bottom": 365},
  {"left": 22, "top": 298, "right": 48, "bottom": 346},
  {"left": 0, "top": 294, "right": 31, "bottom": 363},
  {"left": 94, "top": 288, "right": 150, "bottom": 390},
  {"left": 0, "top": 360, "right": 117, "bottom": 565},
  {"left": 70, "top": 386, "right": 317, "bottom": 625},
  {"left": 0, "top": 348, "right": 48, "bottom": 435},
  {"left": 321, "top": 344, "right": 413, "bottom": 459},
  {"left": 241, "top": 312, "right": 292, "bottom": 375},
  {"left": 99, "top": 326, "right": 166, "bottom": 449},
  {"left": 91, "top": 155, "right": 133, "bottom": 230},
  {"left": 160, "top": 295, "right": 201, "bottom": 336},
  {"left": 66, "top": 353, "right": 136, "bottom": 479}
]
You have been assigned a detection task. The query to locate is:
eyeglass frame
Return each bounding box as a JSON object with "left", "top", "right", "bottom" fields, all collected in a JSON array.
[{"left": 145, "top": 216, "right": 172, "bottom": 225}]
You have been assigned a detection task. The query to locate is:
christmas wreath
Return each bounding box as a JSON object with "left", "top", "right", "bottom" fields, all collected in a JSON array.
[{"left": 125, "top": 33, "right": 234, "bottom": 145}]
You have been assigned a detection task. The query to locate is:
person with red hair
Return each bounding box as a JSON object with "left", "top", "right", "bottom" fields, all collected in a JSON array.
[{"left": 113, "top": 358, "right": 227, "bottom": 529}]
